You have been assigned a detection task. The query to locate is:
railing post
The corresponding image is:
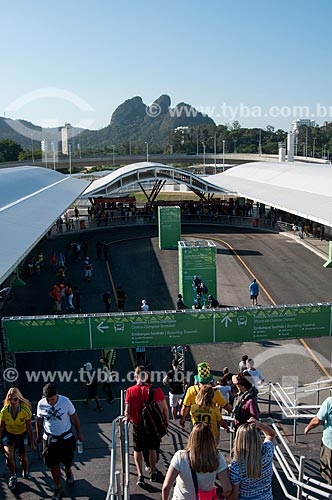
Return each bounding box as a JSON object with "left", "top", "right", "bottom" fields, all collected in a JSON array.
[
  {"left": 293, "top": 398, "right": 298, "bottom": 444},
  {"left": 120, "top": 389, "right": 125, "bottom": 416},
  {"left": 268, "top": 381, "right": 272, "bottom": 415},
  {"left": 115, "top": 471, "right": 121, "bottom": 500},
  {"left": 124, "top": 422, "right": 130, "bottom": 500},
  {"left": 297, "top": 455, "right": 305, "bottom": 498},
  {"left": 316, "top": 380, "right": 320, "bottom": 406}
]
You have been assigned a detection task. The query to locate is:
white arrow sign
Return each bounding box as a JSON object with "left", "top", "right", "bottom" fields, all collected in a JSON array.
[
  {"left": 221, "top": 315, "right": 232, "bottom": 327},
  {"left": 97, "top": 321, "right": 109, "bottom": 333}
]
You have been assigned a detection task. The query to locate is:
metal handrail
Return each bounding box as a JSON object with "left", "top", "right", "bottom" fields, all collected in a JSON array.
[{"left": 270, "top": 420, "right": 332, "bottom": 499}]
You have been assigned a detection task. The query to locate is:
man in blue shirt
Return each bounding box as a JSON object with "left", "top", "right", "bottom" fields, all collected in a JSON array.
[
  {"left": 249, "top": 278, "right": 259, "bottom": 306},
  {"left": 304, "top": 396, "right": 332, "bottom": 484}
]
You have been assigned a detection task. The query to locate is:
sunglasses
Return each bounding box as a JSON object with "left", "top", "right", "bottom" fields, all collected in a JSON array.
[{"left": 8, "top": 397, "right": 18, "bottom": 402}]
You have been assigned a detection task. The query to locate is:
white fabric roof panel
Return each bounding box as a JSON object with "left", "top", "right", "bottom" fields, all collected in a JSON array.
[
  {"left": 210, "top": 161, "right": 332, "bottom": 227},
  {"left": 82, "top": 161, "right": 232, "bottom": 197},
  {"left": 0, "top": 166, "right": 90, "bottom": 285}
]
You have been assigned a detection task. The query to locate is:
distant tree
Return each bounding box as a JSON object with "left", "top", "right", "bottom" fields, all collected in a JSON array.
[
  {"left": 266, "top": 125, "right": 275, "bottom": 132},
  {"left": 0, "top": 139, "right": 22, "bottom": 162}
]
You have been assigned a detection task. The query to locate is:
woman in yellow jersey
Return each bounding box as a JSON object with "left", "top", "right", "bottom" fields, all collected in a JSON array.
[
  {"left": 190, "top": 385, "right": 230, "bottom": 442},
  {"left": 0, "top": 387, "right": 35, "bottom": 490}
]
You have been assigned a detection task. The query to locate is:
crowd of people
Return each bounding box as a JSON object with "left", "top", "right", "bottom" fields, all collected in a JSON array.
[{"left": 123, "top": 358, "right": 275, "bottom": 499}]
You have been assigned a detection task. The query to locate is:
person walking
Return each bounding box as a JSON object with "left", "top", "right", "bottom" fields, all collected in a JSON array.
[
  {"left": 190, "top": 385, "right": 230, "bottom": 442},
  {"left": 84, "top": 257, "right": 93, "bottom": 281},
  {"left": 305, "top": 396, "right": 332, "bottom": 484},
  {"left": 96, "top": 240, "right": 102, "bottom": 260},
  {"left": 228, "top": 418, "right": 276, "bottom": 500},
  {"left": 163, "top": 359, "right": 185, "bottom": 420},
  {"left": 232, "top": 373, "right": 260, "bottom": 430},
  {"left": 207, "top": 294, "right": 219, "bottom": 308},
  {"left": 245, "top": 358, "right": 265, "bottom": 389},
  {"left": 180, "top": 362, "right": 232, "bottom": 427},
  {"left": 102, "top": 289, "right": 112, "bottom": 313},
  {"left": 82, "top": 362, "right": 103, "bottom": 410},
  {"left": 162, "top": 422, "right": 231, "bottom": 500},
  {"left": 100, "top": 357, "right": 114, "bottom": 404},
  {"left": 176, "top": 294, "right": 186, "bottom": 310},
  {"left": 116, "top": 285, "right": 127, "bottom": 311},
  {"left": 141, "top": 299, "right": 149, "bottom": 312},
  {"left": 36, "top": 383, "right": 84, "bottom": 500},
  {"left": 124, "top": 366, "right": 168, "bottom": 486},
  {"left": 0, "top": 387, "right": 35, "bottom": 490},
  {"left": 249, "top": 278, "right": 259, "bottom": 306}
]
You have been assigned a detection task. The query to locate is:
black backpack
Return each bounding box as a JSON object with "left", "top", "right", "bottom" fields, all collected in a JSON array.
[{"left": 141, "top": 387, "right": 168, "bottom": 439}]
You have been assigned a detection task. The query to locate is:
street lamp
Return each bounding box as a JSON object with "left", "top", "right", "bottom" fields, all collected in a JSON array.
[
  {"left": 145, "top": 142, "right": 149, "bottom": 162},
  {"left": 222, "top": 140, "right": 226, "bottom": 171},
  {"left": 51, "top": 141, "right": 56, "bottom": 170},
  {"left": 213, "top": 133, "right": 217, "bottom": 174},
  {"left": 202, "top": 142, "right": 206, "bottom": 172},
  {"left": 170, "top": 144, "right": 173, "bottom": 155},
  {"left": 31, "top": 132, "right": 35, "bottom": 162},
  {"left": 233, "top": 139, "right": 237, "bottom": 154},
  {"left": 69, "top": 143, "right": 72, "bottom": 175},
  {"left": 112, "top": 145, "right": 115, "bottom": 167},
  {"left": 41, "top": 140, "right": 48, "bottom": 168},
  {"left": 313, "top": 138, "right": 316, "bottom": 158}
]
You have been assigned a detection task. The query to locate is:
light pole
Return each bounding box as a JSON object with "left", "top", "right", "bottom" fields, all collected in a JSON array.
[
  {"left": 31, "top": 132, "right": 35, "bottom": 162},
  {"left": 233, "top": 139, "right": 237, "bottom": 154},
  {"left": 129, "top": 138, "right": 132, "bottom": 155},
  {"left": 213, "top": 133, "right": 217, "bottom": 174},
  {"left": 112, "top": 145, "right": 115, "bottom": 167},
  {"left": 202, "top": 142, "right": 206, "bottom": 173},
  {"left": 196, "top": 128, "right": 199, "bottom": 155},
  {"left": 69, "top": 143, "right": 72, "bottom": 175},
  {"left": 145, "top": 142, "right": 149, "bottom": 162},
  {"left": 313, "top": 139, "right": 316, "bottom": 158},
  {"left": 170, "top": 144, "right": 173, "bottom": 155},
  {"left": 42, "top": 140, "right": 48, "bottom": 168},
  {"left": 305, "top": 126, "right": 308, "bottom": 159},
  {"left": 258, "top": 130, "right": 262, "bottom": 156},
  {"left": 222, "top": 140, "right": 225, "bottom": 171},
  {"left": 51, "top": 141, "right": 56, "bottom": 170}
]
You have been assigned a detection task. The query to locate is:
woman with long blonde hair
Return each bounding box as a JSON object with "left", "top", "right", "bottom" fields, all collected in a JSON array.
[
  {"left": 228, "top": 417, "right": 276, "bottom": 500},
  {"left": 162, "top": 422, "right": 231, "bottom": 499},
  {"left": 0, "top": 387, "right": 35, "bottom": 490}
]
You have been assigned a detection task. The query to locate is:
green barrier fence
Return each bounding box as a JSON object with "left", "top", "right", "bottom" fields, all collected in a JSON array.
[{"left": 2, "top": 303, "right": 331, "bottom": 353}]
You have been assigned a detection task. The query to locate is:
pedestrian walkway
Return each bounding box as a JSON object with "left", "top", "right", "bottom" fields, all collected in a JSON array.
[{"left": 282, "top": 231, "right": 330, "bottom": 260}]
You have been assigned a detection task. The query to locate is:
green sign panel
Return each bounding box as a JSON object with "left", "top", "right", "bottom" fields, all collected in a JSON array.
[
  {"left": 4, "top": 317, "right": 89, "bottom": 352},
  {"left": 90, "top": 312, "right": 214, "bottom": 348},
  {"left": 178, "top": 240, "right": 217, "bottom": 306},
  {"left": 215, "top": 305, "right": 331, "bottom": 342},
  {"left": 158, "top": 206, "right": 181, "bottom": 249},
  {"left": 2, "top": 304, "right": 331, "bottom": 353}
]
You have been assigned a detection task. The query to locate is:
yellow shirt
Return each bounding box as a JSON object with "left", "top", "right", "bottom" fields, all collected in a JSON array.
[
  {"left": 0, "top": 404, "right": 32, "bottom": 435},
  {"left": 190, "top": 404, "right": 221, "bottom": 439},
  {"left": 183, "top": 384, "right": 227, "bottom": 409}
]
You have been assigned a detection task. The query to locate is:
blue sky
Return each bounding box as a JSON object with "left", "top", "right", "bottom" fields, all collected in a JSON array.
[{"left": 1, "top": 0, "right": 331, "bottom": 131}]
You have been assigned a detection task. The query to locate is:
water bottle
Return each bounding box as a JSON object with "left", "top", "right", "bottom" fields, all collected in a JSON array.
[{"left": 77, "top": 440, "right": 83, "bottom": 454}]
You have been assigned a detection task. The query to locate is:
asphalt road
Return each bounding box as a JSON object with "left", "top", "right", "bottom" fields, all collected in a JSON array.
[{"left": 1, "top": 224, "right": 331, "bottom": 499}]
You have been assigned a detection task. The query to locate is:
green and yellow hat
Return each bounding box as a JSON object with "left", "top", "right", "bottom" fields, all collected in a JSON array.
[{"left": 194, "top": 362, "right": 214, "bottom": 384}]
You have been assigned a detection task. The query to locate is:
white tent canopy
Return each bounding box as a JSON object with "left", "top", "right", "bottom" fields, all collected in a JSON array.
[
  {"left": 209, "top": 161, "right": 332, "bottom": 227},
  {"left": 0, "top": 166, "right": 89, "bottom": 285}
]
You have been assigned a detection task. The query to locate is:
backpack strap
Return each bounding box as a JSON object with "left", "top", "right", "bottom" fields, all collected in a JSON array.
[
  {"left": 148, "top": 386, "right": 155, "bottom": 402},
  {"left": 188, "top": 453, "right": 199, "bottom": 500}
]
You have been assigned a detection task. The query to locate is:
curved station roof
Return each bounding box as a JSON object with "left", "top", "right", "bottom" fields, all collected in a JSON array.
[
  {"left": 82, "top": 161, "right": 233, "bottom": 198},
  {"left": 0, "top": 166, "right": 89, "bottom": 285}
]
